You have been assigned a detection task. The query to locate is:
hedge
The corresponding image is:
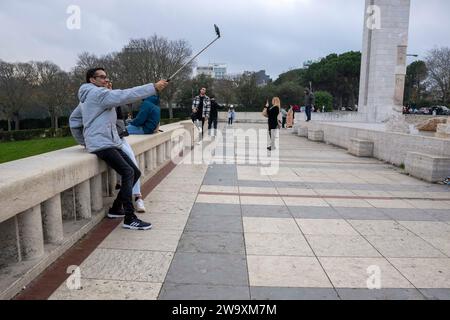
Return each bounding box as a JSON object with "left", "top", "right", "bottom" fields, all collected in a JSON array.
[{"left": 0, "top": 127, "right": 72, "bottom": 142}]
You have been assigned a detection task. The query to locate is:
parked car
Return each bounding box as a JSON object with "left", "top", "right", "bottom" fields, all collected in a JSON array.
[
  {"left": 431, "top": 106, "right": 450, "bottom": 115},
  {"left": 419, "top": 107, "right": 431, "bottom": 115}
]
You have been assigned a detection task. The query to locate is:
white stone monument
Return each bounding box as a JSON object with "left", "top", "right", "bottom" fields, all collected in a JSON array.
[{"left": 358, "top": 0, "right": 411, "bottom": 132}]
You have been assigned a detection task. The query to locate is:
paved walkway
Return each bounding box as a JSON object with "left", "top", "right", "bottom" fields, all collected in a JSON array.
[{"left": 49, "top": 123, "right": 450, "bottom": 300}]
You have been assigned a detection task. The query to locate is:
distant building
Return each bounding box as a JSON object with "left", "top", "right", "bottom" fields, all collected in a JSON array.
[
  {"left": 254, "top": 70, "right": 271, "bottom": 87},
  {"left": 196, "top": 63, "right": 227, "bottom": 79}
]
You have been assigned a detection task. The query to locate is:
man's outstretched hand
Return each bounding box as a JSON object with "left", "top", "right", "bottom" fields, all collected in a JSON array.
[{"left": 155, "top": 80, "right": 169, "bottom": 93}]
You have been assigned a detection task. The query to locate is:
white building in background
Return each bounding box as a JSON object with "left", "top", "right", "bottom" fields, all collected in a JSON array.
[{"left": 196, "top": 63, "right": 227, "bottom": 79}]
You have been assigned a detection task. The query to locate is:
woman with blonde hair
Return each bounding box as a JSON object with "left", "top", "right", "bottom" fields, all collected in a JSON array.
[{"left": 262, "top": 97, "right": 281, "bottom": 151}]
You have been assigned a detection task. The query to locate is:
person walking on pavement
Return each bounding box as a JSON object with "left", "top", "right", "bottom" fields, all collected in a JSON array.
[
  {"left": 280, "top": 107, "right": 287, "bottom": 128},
  {"left": 263, "top": 97, "right": 281, "bottom": 151},
  {"left": 69, "top": 67, "right": 168, "bottom": 230},
  {"left": 304, "top": 88, "right": 315, "bottom": 122},
  {"left": 208, "top": 95, "right": 220, "bottom": 137},
  {"left": 192, "top": 87, "right": 210, "bottom": 142}
]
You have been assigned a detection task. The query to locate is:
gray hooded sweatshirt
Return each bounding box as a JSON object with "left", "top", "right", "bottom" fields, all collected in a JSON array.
[{"left": 69, "top": 83, "right": 157, "bottom": 153}]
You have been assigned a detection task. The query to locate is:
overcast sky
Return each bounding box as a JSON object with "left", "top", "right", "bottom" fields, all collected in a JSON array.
[{"left": 1, "top": 0, "right": 449, "bottom": 80}]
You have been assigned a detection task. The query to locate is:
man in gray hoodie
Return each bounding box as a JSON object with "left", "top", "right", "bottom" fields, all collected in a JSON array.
[{"left": 70, "top": 68, "right": 168, "bottom": 230}]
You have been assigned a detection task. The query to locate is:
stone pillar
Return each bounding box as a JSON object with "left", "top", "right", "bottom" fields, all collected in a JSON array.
[
  {"left": 75, "top": 180, "right": 92, "bottom": 220},
  {"left": 139, "top": 154, "right": 145, "bottom": 176},
  {"left": 358, "top": 0, "right": 411, "bottom": 123},
  {"left": 0, "top": 217, "right": 20, "bottom": 265},
  {"left": 61, "top": 188, "right": 75, "bottom": 220},
  {"left": 41, "top": 194, "right": 64, "bottom": 244},
  {"left": 165, "top": 141, "right": 171, "bottom": 160},
  {"left": 90, "top": 174, "right": 103, "bottom": 212},
  {"left": 157, "top": 144, "right": 165, "bottom": 165},
  {"left": 144, "top": 151, "right": 151, "bottom": 172},
  {"left": 18, "top": 205, "right": 44, "bottom": 260}
]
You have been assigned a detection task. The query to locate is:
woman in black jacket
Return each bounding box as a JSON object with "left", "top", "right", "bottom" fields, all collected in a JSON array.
[{"left": 263, "top": 97, "right": 281, "bottom": 151}]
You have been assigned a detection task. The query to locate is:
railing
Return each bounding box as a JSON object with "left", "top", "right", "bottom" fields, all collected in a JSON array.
[{"left": 0, "top": 120, "right": 194, "bottom": 299}]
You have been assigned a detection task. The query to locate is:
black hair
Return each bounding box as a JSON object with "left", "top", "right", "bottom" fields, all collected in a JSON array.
[{"left": 86, "top": 68, "right": 105, "bottom": 83}]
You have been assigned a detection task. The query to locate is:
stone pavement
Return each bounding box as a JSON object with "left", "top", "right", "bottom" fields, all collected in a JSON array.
[{"left": 48, "top": 123, "right": 450, "bottom": 300}]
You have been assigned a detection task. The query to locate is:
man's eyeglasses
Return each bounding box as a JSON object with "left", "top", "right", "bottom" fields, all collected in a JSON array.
[{"left": 94, "top": 75, "right": 109, "bottom": 80}]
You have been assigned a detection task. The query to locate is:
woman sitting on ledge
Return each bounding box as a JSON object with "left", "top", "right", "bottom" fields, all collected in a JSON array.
[{"left": 127, "top": 95, "right": 162, "bottom": 135}]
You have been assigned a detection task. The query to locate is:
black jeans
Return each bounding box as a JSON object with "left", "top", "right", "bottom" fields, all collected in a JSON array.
[
  {"left": 228, "top": 117, "right": 233, "bottom": 125},
  {"left": 208, "top": 117, "right": 218, "bottom": 130},
  {"left": 282, "top": 117, "right": 286, "bottom": 128},
  {"left": 94, "top": 148, "right": 141, "bottom": 217},
  {"left": 305, "top": 106, "right": 312, "bottom": 121}
]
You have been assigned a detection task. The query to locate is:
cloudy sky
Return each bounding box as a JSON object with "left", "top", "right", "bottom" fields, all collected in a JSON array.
[{"left": 1, "top": 0, "right": 449, "bottom": 80}]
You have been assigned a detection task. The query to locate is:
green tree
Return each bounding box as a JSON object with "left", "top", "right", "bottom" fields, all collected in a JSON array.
[
  {"left": 314, "top": 91, "right": 334, "bottom": 112},
  {"left": 274, "top": 81, "right": 303, "bottom": 107},
  {"left": 304, "top": 51, "right": 361, "bottom": 109},
  {"left": 274, "top": 68, "right": 306, "bottom": 86}
]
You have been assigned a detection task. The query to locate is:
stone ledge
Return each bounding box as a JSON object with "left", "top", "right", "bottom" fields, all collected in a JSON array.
[
  {"left": 348, "top": 138, "right": 374, "bottom": 157},
  {"left": 405, "top": 152, "right": 450, "bottom": 183},
  {"left": 297, "top": 126, "right": 308, "bottom": 137},
  {"left": 308, "top": 129, "right": 324, "bottom": 142}
]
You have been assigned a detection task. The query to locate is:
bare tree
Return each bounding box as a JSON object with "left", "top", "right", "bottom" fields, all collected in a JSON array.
[
  {"left": 0, "top": 60, "right": 35, "bottom": 130},
  {"left": 34, "top": 61, "right": 71, "bottom": 129},
  {"left": 426, "top": 47, "right": 450, "bottom": 104},
  {"left": 116, "top": 35, "right": 193, "bottom": 118}
]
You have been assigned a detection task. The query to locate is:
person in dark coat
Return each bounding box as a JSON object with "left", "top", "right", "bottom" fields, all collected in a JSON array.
[{"left": 208, "top": 95, "right": 220, "bottom": 137}]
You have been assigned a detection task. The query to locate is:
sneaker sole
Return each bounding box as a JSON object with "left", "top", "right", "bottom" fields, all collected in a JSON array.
[
  {"left": 122, "top": 224, "right": 152, "bottom": 230},
  {"left": 107, "top": 213, "right": 126, "bottom": 219},
  {"left": 136, "top": 208, "right": 146, "bottom": 213}
]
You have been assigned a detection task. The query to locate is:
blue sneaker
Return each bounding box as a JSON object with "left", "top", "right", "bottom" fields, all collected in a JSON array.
[{"left": 123, "top": 215, "right": 152, "bottom": 230}]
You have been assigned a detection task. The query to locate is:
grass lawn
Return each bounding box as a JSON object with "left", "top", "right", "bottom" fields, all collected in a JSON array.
[{"left": 0, "top": 137, "right": 77, "bottom": 164}]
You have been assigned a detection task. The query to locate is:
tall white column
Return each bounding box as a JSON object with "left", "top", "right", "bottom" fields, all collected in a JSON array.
[{"left": 358, "top": 0, "right": 411, "bottom": 123}]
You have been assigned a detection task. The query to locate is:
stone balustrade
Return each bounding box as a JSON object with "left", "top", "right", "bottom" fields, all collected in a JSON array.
[{"left": 0, "top": 120, "right": 194, "bottom": 299}]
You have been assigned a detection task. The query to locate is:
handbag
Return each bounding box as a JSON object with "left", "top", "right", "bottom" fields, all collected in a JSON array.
[{"left": 262, "top": 107, "right": 268, "bottom": 118}]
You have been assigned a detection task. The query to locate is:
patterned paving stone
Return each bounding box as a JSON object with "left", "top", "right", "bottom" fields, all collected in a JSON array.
[
  {"left": 159, "top": 284, "right": 250, "bottom": 300},
  {"left": 419, "top": 288, "right": 450, "bottom": 300},
  {"left": 177, "top": 231, "right": 245, "bottom": 255},
  {"left": 289, "top": 206, "right": 342, "bottom": 219},
  {"left": 241, "top": 205, "right": 291, "bottom": 218},
  {"left": 389, "top": 258, "right": 450, "bottom": 288},
  {"left": 185, "top": 215, "right": 243, "bottom": 233},
  {"left": 189, "top": 203, "right": 242, "bottom": 217},
  {"left": 245, "top": 233, "right": 314, "bottom": 257},
  {"left": 247, "top": 256, "right": 332, "bottom": 288},
  {"left": 337, "top": 288, "right": 425, "bottom": 300},
  {"left": 165, "top": 252, "right": 248, "bottom": 286},
  {"left": 319, "top": 257, "right": 413, "bottom": 289},
  {"left": 250, "top": 287, "right": 339, "bottom": 300}
]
